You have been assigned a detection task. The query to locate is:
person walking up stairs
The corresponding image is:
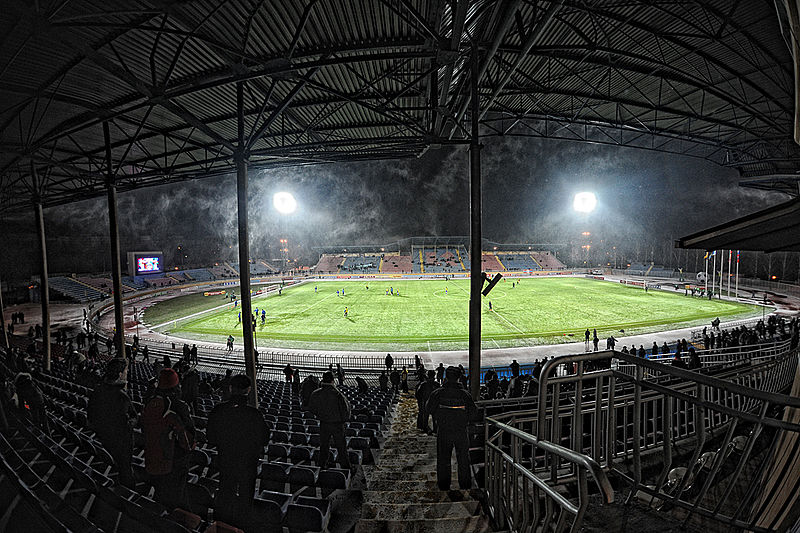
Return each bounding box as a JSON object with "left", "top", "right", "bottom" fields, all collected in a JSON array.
[{"left": 354, "top": 393, "right": 491, "bottom": 532}]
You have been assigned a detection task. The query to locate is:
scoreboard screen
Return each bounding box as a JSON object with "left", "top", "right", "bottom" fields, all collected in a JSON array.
[
  {"left": 128, "top": 251, "right": 165, "bottom": 276},
  {"left": 136, "top": 256, "right": 161, "bottom": 273}
]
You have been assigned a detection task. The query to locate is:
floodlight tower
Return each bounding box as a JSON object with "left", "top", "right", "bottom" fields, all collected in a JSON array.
[
  {"left": 573, "top": 192, "right": 597, "bottom": 269},
  {"left": 273, "top": 192, "right": 297, "bottom": 272}
]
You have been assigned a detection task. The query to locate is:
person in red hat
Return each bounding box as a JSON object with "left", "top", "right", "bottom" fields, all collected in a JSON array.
[{"left": 140, "top": 367, "right": 195, "bottom": 510}]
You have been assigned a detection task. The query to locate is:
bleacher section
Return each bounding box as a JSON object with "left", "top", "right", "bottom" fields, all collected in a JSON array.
[
  {"left": 209, "top": 265, "right": 236, "bottom": 278},
  {"left": 496, "top": 252, "right": 541, "bottom": 271},
  {"left": 184, "top": 268, "right": 215, "bottom": 282},
  {"left": 480, "top": 253, "right": 504, "bottom": 271},
  {"left": 340, "top": 255, "right": 381, "bottom": 274},
  {"left": 380, "top": 254, "right": 412, "bottom": 273},
  {"left": 314, "top": 255, "right": 346, "bottom": 273},
  {"left": 531, "top": 251, "right": 564, "bottom": 270},
  {"left": 414, "top": 248, "right": 464, "bottom": 273},
  {"left": 0, "top": 350, "right": 396, "bottom": 533},
  {"left": 48, "top": 276, "right": 107, "bottom": 302}
]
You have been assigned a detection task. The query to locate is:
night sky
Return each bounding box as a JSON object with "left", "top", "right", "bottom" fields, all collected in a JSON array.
[{"left": 0, "top": 136, "right": 789, "bottom": 282}]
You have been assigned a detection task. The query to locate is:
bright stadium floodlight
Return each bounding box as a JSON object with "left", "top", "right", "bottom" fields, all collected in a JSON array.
[
  {"left": 273, "top": 192, "right": 297, "bottom": 214},
  {"left": 573, "top": 192, "right": 597, "bottom": 213}
]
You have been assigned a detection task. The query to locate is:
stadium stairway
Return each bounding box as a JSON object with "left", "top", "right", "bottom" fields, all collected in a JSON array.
[{"left": 354, "top": 394, "right": 492, "bottom": 533}]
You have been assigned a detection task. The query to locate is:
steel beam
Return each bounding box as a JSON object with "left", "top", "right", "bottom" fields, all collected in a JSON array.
[
  {"left": 0, "top": 270, "right": 8, "bottom": 349},
  {"left": 236, "top": 81, "right": 258, "bottom": 408},
  {"left": 33, "top": 199, "right": 51, "bottom": 371},
  {"left": 104, "top": 122, "right": 125, "bottom": 355},
  {"left": 468, "top": 46, "right": 482, "bottom": 401}
]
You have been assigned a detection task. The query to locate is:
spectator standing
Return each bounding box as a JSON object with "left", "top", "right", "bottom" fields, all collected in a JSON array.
[
  {"left": 584, "top": 329, "right": 591, "bottom": 351},
  {"left": 206, "top": 375, "right": 270, "bottom": 528},
  {"left": 180, "top": 364, "right": 200, "bottom": 414},
  {"left": 401, "top": 366, "right": 409, "bottom": 393},
  {"left": 592, "top": 329, "right": 599, "bottom": 351},
  {"left": 300, "top": 375, "right": 320, "bottom": 408},
  {"left": 141, "top": 368, "right": 195, "bottom": 511},
  {"left": 15, "top": 373, "right": 48, "bottom": 433},
  {"left": 308, "top": 372, "right": 351, "bottom": 471},
  {"left": 415, "top": 370, "right": 437, "bottom": 433},
  {"left": 283, "top": 363, "right": 294, "bottom": 382},
  {"left": 88, "top": 358, "right": 136, "bottom": 487},
  {"left": 378, "top": 371, "right": 389, "bottom": 391},
  {"left": 385, "top": 353, "right": 394, "bottom": 371},
  {"left": 336, "top": 363, "right": 345, "bottom": 386},
  {"left": 218, "top": 369, "right": 233, "bottom": 401},
  {"left": 389, "top": 369, "right": 400, "bottom": 392},
  {"left": 435, "top": 363, "right": 445, "bottom": 384},
  {"left": 426, "top": 366, "right": 477, "bottom": 490},
  {"left": 190, "top": 344, "right": 198, "bottom": 365}
]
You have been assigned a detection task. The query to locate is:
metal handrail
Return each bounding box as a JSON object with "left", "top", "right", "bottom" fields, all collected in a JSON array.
[
  {"left": 485, "top": 339, "right": 800, "bottom": 531},
  {"left": 484, "top": 416, "right": 613, "bottom": 532}
]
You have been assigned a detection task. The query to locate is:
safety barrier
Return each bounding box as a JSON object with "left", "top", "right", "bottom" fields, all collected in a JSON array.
[
  {"left": 484, "top": 417, "right": 613, "bottom": 532},
  {"left": 483, "top": 341, "right": 800, "bottom": 532}
]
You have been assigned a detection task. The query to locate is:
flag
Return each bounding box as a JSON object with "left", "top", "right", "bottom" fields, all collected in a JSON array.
[
  {"left": 736, "top": 250, "right": 740, "bottom": 263},
  {"left": 711, "top": 250, "right": 716, "bottom": 256},
  {"left": 704, "top": 251, "right": 710, "bottom": 259}
]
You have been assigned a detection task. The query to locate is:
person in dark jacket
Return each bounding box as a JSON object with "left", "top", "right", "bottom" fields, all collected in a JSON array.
[
  {"left": 385, "top": 353, "right": 394, "bottom": 371},
  {"left": 415, "top": 370, "right": 438, "bottom": 433},
  {"left": 426, "top": 366, "right": 477, "bottom": 490},
  {"left": 179, "top": 364, "right": 200, "bottom": 414},
  {"left": 355, "top": 375, "right": 368, "bottom": 394},
  {"left": 378, "top": 371, "right": 389, "bottom": 391},
  {"left": 308, "top": 371, "right": 351, "bottom": 470},
  {"left": 88, "top": 358, "right": 136, "bottom": 487},
  {"left": 15, "top": 372, "right": 48, "bottom": 433},
  {"left": 389, "top": 369, "right": 400, "bottom": 392},
  {"left": 206, "top": 375, "right": 270, "bottom": 528},
  {"left": 300, "top": 375, "right": 320, "bottom": 408},
  {"left": 141, "top": 368, "right": 195, "bottom": 511}
]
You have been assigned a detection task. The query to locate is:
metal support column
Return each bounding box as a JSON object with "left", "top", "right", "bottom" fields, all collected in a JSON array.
[
  {"left": 0, "top": 270, "right": 8, "bottom": 349},
  {"left": 468, "top": 45, "right": 482, "bottom": 401},
  {"left": 34, "top": 199, "right": 51, "bottom": 371},
  {"left": 236, "top": 81, "right": 258, "bottom": 407},
  {"left": 104, "top": 122, "right": 125, "bottom": 356}
]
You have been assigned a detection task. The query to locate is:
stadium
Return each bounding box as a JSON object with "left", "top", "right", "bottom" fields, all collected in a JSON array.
[{"left": 1, "top": 2, "right": 800, "bottom": 533}]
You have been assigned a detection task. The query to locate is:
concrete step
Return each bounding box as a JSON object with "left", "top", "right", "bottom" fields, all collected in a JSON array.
[
  {"left": 361, "top": 500, "right": 481, "bottom": 520},
  {"left": 365, "top": 470, "right": 439, "bottom": 483},
  {"left": 363, "top": 489, "right": 482, "bottom": 505},
  {"left": 354, "top": 515, "right": 491, "bottom": 533},
  {"left": 366, "top": 479, "right": 443, "bottom": 492}
]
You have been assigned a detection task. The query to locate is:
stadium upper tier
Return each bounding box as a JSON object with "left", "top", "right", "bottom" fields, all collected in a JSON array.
[
  {"left": 46, "top": 260, "right": 276, "bottom": 302},
  {"left": 314, "top": 249, "right": 564, "bottom": 275}
]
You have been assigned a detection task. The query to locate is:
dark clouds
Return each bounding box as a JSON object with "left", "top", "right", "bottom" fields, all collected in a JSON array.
[{"left": 0, "top": 136, "right": 788, "bottom": 280}]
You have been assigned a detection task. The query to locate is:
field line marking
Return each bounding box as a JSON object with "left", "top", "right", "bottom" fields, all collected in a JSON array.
[
  {"left": 427, "top": 341, "right": 432, "bottom": 352},
  {"left": 490, "top": 308, "right": 525, "bottom": 335},
  {"left": 150, "top": 300, "right": 238, "bottom": 330},
  {"left": 294, "top": 291, "right": 338, "bottom": 315}
]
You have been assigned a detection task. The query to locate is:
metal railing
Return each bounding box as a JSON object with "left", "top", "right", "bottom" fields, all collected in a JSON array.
[
  {"left": 484, "top": 417, "right": 614, "bottom": 532},
  {"left": 483, "top": 341, "right": 800, "bottom": 532},
  {"left": 615, "top": 338, "right": 792, "bottom": 376}
]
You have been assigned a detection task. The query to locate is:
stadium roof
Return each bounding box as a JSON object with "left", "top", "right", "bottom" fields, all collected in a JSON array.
[
  {"left": 1, "top": 0, "right": 799, "bottom": 213},
  {"left": 676, "top": 197, "right": 800, "bottom": 253}
]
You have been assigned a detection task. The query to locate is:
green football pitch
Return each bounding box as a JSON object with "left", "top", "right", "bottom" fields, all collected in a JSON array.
[{"left": 142, "top": 278, "right": 763, "bottom": 351}]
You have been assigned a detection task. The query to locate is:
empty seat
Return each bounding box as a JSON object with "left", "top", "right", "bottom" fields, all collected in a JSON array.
[
  {"left": 288, "top": 465, "right": 319, "bottom": 496},
  {"left": 285, "top": 497, "right": 330, "bottom": 533},
  {"left": 252, "top": 491, "right": 291, "bottom": 533},
  {"left": 266, "top": 444, "right": 289, "bottom": 461},
  {"left": 259, "top": 462, "right": 291, "bottom": 493}
]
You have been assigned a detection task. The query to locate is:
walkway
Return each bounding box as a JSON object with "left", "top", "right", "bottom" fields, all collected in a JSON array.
[{"left": 355, "top": 393, "right": 490, "bottom": 532}]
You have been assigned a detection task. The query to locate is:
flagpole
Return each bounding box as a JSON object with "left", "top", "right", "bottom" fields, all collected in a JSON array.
[
  {"left": 727, "top": 250, "right": 732, "bottom": 297},
  {"left": 720, "top": 249, "right": 725, "bottom": 298},
  {"left": 712, "top": 251, "right": 717, "bottom": 298},
  {"left": 704, "top": 252, "right": 709, "bottom": 294},
  {"left": 735, "top": 250, "right": 740, "bottom": 298}
]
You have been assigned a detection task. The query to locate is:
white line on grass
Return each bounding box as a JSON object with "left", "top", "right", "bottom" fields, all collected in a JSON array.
[
  {"left": 490, "top": 308, "right": 526, "bottom": 335},
  {"left": 150, "top": 300, "right": 237, "bottom": 330}
]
